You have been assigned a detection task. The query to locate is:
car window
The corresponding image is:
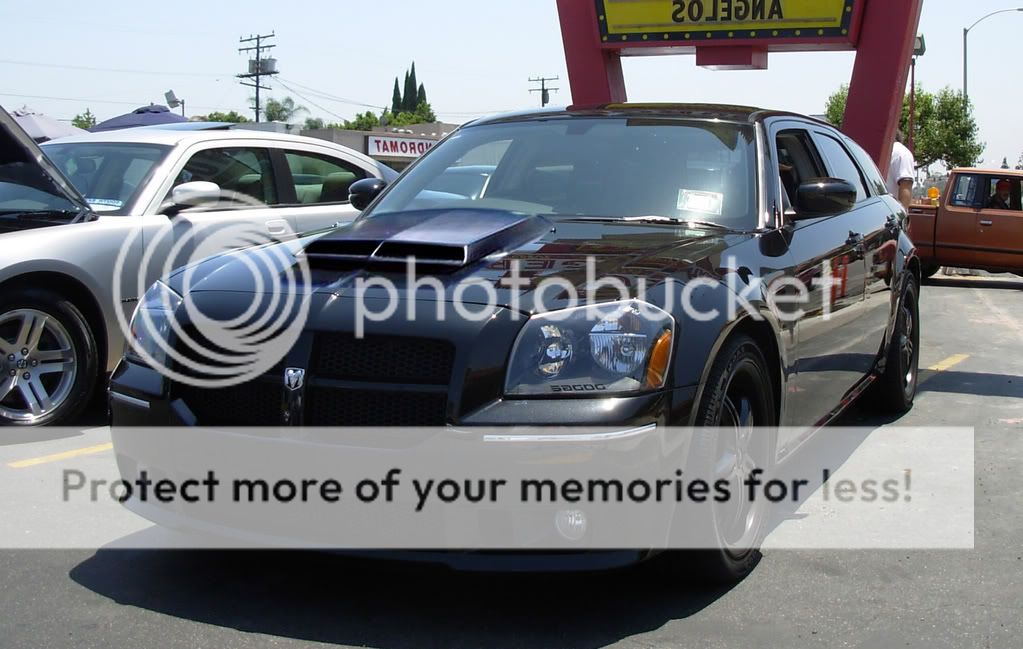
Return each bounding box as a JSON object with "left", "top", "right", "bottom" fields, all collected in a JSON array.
[
  {"left": 42, "top": 142, "right": 170, "bottom": 214},
  {"left": 369, "top": 119, "right": 758, "bottom": 229},
  {"left": 949, "top": 174, "right": 981, "bottom": 208},
  {"left": 980, "top": 176, "right": 1021, "bottom": 211},
  {"left": 173, "top": 147, "right": 277, "bottom": 207},
  {"left": 283, "top": 151, "right": 367, "bottom": 205},
  {"left": 845, "top": 138, "right": 888, "bottom": 197},
  {"left": 813, "top": 133, "right": 868, "bottom": 203},
  {"left": 775, "top": 129, "right": 826, "bottom": 210}
]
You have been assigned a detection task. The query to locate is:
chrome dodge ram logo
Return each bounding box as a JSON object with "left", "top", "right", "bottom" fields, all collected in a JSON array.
[{"left": 284, "top": 368, "right": 305, "bottom": 391}]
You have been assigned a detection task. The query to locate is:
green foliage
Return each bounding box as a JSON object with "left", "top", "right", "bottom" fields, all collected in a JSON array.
[
  {"left": 823, "top": 84, "right": 983, "bottom": 169},
  {"left": 417, "top": 83, "right": 427, "bottom": 107},
  {"left": 71, "top": 108, "right": 96, "bottom": 129},
  {"left": 202, "top": 110, "right": 249, "bottom": 123},
  {"left": 304, "top": 117, "right": 325, "bottom": 130},
  {"left": 824, "top": 85, "right": 848, "bottom": 127},
  {"left": 1002, "top": 157, "right": 1010, "bottom": 169},
  {"left": 389, "top": 102, "right": 438, "bottom": 127},
  {"left": 263, "top": 97, "right": 307, "bottom": 123},
  {"left": 391, "top": 78, "right": 402, "bottom": 115},
  {"left": 340, "top": 110, "right": 382, "bottom": 131}
]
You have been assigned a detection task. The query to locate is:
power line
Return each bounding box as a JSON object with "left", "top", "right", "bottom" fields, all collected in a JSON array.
[
  {"left": 276, "top": 77, "right": 384, "bottom": 110},
  {"left": 237, "top": 32, "right": 277, "bottom": 122},
  {"left": 528, "top": 76, "right": 560, "bottom": 107},
  {"left": 271, "top": 79, "right": 349, "bottom": 122},
  {"left": 0, "top": 92, "right": 222, "bottom": 111},
  {"left": 0, "top": 58, "right": 230, "bottom": 78}
]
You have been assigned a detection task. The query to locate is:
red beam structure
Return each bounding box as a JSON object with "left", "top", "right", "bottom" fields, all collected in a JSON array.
[{"left": 555, "top": 0, "right": 924, "bottom": 167}]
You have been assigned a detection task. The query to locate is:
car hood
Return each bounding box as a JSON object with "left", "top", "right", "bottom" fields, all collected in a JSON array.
[
  {"left": 0, "top": 104, "right": 92, "bottom": 226},
  {"left": 165, "top": 209, "right": 745, "bottom": 314}
]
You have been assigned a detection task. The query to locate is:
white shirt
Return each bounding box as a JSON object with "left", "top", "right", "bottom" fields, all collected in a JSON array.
[{"left": 887, "top": 141, "right": 916, "bottom": 196}]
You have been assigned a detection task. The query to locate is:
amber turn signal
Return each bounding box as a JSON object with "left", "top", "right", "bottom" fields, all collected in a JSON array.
[{"left": 643, "top": 329, "right": 673, "bottom": 390}]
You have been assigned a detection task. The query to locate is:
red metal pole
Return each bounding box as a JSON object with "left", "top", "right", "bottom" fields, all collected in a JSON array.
[
  {"left": 908, "top": 58, "right": 916, "bottom": 153},
  {"left": 555, "top": 0, "right": 627, "bottom": 105},
  {"left": 843, "top": 0, "right": 924, "bottom": 171}
]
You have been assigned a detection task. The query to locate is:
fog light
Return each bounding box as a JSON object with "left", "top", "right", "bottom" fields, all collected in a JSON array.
[{"left": 554, "top": 509, "right": 588, "bottom": 541}]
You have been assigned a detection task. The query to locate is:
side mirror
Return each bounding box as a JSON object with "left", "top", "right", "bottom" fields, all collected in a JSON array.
[
  {"left": 164, "top": 181, "right": 221, "bottom": 216},
  {"left": 349, "top": 177, "right": 387, "bottom": 211},
  {"left": 793, "top": 178, "right": 857, "bottom": 219}
]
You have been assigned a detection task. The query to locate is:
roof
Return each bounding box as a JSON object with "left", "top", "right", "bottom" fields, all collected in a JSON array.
[
  {"left": 465, "top": 103, "right": 828, "bottom": 127},
  {"left": 952, "top": 167, "right": 1023, "bottom": 177},
  {"left": 39, "top": 127, "right": 367, "bottom": 149}
]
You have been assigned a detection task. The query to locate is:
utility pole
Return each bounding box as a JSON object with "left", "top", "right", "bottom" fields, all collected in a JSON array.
[
  {"left": 237, "top": 32, "right": 278, "bottom": 122},
  {"left": 529, "top": 76, "right": 560, "bottom": 107}
]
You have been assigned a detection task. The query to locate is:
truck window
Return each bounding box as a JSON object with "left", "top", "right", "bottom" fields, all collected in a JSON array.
[
  {"left": 949, "top": 174, "right": 980, "bottom": 208},
  {"left": 980, "top": 176, "right": 1021, "bottom": 211}
]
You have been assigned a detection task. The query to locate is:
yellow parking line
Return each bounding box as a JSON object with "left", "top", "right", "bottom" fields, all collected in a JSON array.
[
  {"left": 7, "top": 443, "right": 113, "bottom": 469},
  {"left": 927, "top": 354, "right": 969, "bottom": 372}
]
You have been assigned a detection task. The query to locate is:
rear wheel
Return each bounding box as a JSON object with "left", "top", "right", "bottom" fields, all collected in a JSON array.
[
  {"left": 0, "top": 289, "right": 98, "bottom": 426},
  {"left": 871, "top": 275, "right": 920, "bottom": 413},
  {"left": 664, "top": 335, "right": 776, "bottom": 583}
]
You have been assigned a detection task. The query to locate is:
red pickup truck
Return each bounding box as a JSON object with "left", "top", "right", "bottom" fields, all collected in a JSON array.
[{"left": 908, "top": 168, "right": 1023, "bottom": 277}]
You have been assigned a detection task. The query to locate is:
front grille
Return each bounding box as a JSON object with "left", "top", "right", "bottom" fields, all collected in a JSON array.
[
  {"left": 174, "top": 380, "right": 281, "bottom": 426},
  {"left": 312, "top": 334, "right": 455, "bottom": 384},
  {"left": 305, "top": 387, "right": 447, "bottom": 426},
  {"left": 171, "top": 332, "right": 456, "bottom": 426}
]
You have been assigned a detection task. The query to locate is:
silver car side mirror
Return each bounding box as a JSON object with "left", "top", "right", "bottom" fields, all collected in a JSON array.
[{"left": 171, "top": 181, "right": 221, "bottom": 208}]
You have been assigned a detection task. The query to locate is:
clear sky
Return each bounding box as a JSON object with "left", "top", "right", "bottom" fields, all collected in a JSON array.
[{"left": 0, "top": 0, "right": 1018, "bottom": 168}]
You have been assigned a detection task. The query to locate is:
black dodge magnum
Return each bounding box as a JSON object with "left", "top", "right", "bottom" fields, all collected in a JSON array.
[{"left": 110, "top": 104, "right": 920, "bottom": 580}]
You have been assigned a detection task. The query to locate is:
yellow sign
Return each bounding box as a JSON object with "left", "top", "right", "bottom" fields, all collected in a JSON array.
[{"left": 598, "top": 0, "right": 858, "bottom": 43}]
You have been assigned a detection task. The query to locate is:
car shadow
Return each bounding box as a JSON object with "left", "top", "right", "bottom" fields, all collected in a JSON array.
[
  {"left": 69, "top": 549, "right": 734, "bottom": 648},
  {"left": 924, "top": 277, "right": 1023, "bottom": 290}
]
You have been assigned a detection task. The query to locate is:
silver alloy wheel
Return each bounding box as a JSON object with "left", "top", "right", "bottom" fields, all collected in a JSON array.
[{"left": 0, "top": 309, "right": 78, "bottom": 424}]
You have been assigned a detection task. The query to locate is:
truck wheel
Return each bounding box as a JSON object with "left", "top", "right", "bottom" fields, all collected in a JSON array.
[
  {"left": 0, "top": 289, "right": 98, "bottom": 426},
  {"left": 871, "top": 275, "right": 920, "bottom": 413},
  {"left": 664, "top": 335, "right": 777, "bottom": 583},
  {"left": 921, "top": 264, "right": 940, "bottom": 279}
]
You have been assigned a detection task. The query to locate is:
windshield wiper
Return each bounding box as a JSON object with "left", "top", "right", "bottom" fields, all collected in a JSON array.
[
  {"left": 562, "top": 215, "right": 743, "bottom": 231},
  {"left": 0, "top": 208, "right": 80, "bottom": 220}
]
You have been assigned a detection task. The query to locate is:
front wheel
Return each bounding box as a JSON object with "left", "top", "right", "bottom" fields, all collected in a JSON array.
[
  {"left": 871, "top": 275, "right": 920, "bottom": 413},
  {"left": 664, "top": 334, "right": 777, "bottom": 583},
  {"left": 0, "top": 289, "right": 98, "bottom": 426}
]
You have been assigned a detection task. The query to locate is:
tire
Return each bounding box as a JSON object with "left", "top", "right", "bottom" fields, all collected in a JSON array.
[
  {"left": 871, "top": 275, "right": 920, "bottom": 414},
  {"left": 0, "top": 289, "right": 98, "bottom": 426},
  {"left": 921, "top": 264, "right": 940, "bottom": 279},
  {"left": 664, "top": 335, "right": 777, "bottom": 583}
]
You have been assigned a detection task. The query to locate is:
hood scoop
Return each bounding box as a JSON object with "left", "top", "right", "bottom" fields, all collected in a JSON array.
[{"left": 304, "top": 208, "right": 549, "bottom": 270}]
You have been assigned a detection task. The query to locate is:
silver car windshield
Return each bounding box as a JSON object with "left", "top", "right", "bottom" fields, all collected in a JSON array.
[
  {"left": 367, "top": 117, "right": 757, "bottom": 229},
  {"left": 42, "top": 142, "right": 170, "bottom": 215}
]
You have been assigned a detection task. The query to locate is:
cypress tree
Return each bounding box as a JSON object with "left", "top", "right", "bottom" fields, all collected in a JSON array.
[
  {"left": 391, "top": 77, "right": 402, "bottom": 115},
  {"left": 402, "top": 68, "right": 414, "bottom": 113},
  {"left": 417, "top": 83, "right": 427, "bottom": 109}
]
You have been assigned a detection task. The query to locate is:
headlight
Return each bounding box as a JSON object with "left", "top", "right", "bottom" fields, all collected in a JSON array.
[
  {"left": 125, "top": 281, "right": 182, "bottom": 366},
  {"left": 504, "top": 300, "right": 674, "bottom": 396}
]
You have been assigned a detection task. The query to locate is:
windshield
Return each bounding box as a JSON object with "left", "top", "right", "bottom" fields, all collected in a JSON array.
[
  {"left": 41, "top": 142, "right": 170, "bottom": 215},
  {"left": 0, "top": 147, "right": 82, "bottom": 219},
  {"left": 367, "top": 117, "right": 757, "bottom": 228}
]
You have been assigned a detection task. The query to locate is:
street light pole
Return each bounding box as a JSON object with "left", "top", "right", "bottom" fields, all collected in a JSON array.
[{"left": 964, "top": 8, "right": 1023, "bottom": 104}]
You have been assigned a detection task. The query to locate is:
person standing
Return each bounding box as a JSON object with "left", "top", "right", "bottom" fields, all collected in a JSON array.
[{"left": 887, "top": 129, "right": 916, "bottom": 211}]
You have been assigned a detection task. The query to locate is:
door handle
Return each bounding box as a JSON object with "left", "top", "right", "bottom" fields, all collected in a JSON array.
[
  {"left": 980, "top": 220, "right": 993, "bottom": 226},
  {"left": 265, "top": 219, "right": 290, "bottom": 236}
]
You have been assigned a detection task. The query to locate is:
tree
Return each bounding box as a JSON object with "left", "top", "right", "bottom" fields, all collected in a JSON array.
[
  {"left": 391, "top": 78, "right": 402, "bottom": 115},
  {"left": 202, "top": 110, "right": 249, "bottom": 123},
  {"left": 402, "top": 68, "right": 415, "bottom": 113},
  {"left": 336, "top": 110, "right": 382, "bottom": 131},
  {"left": 417, "top": 83, "right": 427, "bottom": 107},
  {"left": 920, "top": 88, "right": 984, "bottom": 169},
  {"left": 823, "top": 84, "right": 983, "bottom": 169},
  {"left": 824, "top": 85, "right": 848, "bottom": 127},
  {"left": 263, "top": 97, "right": 307, "bottom": 123},
  {"left": 1002, "top": 157, "right": 1010, "bottom": 169},
  {"left": 71, "top": 108, "right": 96, "bottom": 129},
  {"left": 1016, "top": 153, "right": 1023, "bottom": 171},
  {"left": 304, "top": 117, "right": 325, "bottom": 130}
]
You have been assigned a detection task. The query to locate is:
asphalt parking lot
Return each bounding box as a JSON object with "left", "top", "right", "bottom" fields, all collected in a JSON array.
[{"left": 1, "top": 272, "right": 1021, "bottom": 649}]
